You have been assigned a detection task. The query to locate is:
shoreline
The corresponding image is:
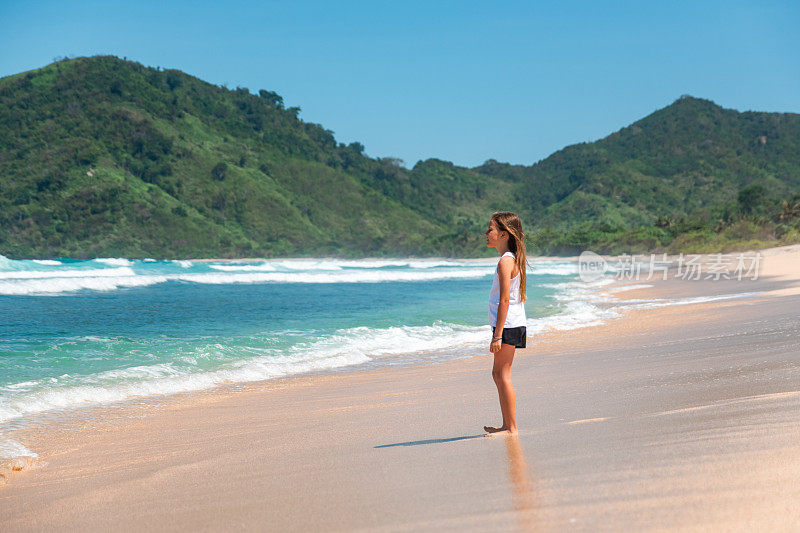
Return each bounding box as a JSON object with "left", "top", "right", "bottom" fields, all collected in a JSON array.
[
  {"left": 2, "top": 245, "right": 799, "bottom": 530},
  {"left": 1, "top": 246, "right": 795, "bottom": 450},
  {"left": 0, "top": 260, "right": 583, "bottom": 445},
  {"left": 0, "top": 248, "right": 757, "bottom": 461},
  {"left": 0, "top": 252, "right": 624, "bottom": 449}
]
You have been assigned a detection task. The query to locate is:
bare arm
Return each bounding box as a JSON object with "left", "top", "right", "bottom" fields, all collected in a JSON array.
[{"left": 490, "top": 256, "right": 514, "bottom": 353}]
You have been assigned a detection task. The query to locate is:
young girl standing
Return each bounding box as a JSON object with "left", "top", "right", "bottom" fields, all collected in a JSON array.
[{"left": 483, "top": 211, "right": 527, "bottom": 437}]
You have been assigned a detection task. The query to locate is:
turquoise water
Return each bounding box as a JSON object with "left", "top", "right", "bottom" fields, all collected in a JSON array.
[{"left": 0, "top": 256, "right": 587, "bottom": 434}]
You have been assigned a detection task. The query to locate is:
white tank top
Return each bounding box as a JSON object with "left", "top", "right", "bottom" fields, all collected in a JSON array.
[{"left": 489, "top": 251, "right": 527, "bottom": 328}]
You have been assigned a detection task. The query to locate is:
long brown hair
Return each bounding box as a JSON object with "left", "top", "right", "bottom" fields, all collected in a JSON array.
[{"left": 491, "top": 211, "right": 528, "bottom": 302}]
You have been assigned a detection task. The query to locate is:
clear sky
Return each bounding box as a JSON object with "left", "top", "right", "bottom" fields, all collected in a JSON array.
[{"left": 1, "top": 1, "right": 798, "bottom": 167}]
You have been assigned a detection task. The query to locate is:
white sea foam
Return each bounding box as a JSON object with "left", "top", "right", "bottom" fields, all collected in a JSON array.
[
  {"left": 0, "top": 256, "right": 580, "bottom": 295},
  {"left": 0, "top": 438, "right": 37, "bottom": 463},
  {"left": 0, "top": 332, "right": 439, "bottom": 425},
  {"left": 404, "top": 260, "right": 461, "bottom": 269},
  {"left": 210, "top": 259, "right": 491, "bottom": 271},
  {"left": 613, "top": 292, "right": 763, "bottom": 310},
  {"left": 546, "top": 277, "right": 763, "bottom": 314},
  {"left": 529, "top": 300, "right": 621, "bottom": 332},
  {"left": 0, "top": 255, "right": 513, "bottom": 295},
  {"left": 95, "top": 258, "right": 133, "bottom": 266},
  {"left": 0, "top": 274, "right": 165, "bottom": 295},
  {"left": 273, "top": 259, "right": 477, "bottom": 270},
  {"left": 298, "top": 322, "right": 488, "bottom": 360},
  {"left": 208, "top": 262, "right": 277, "bottom": 272},
  {"left": 0, "top": 266, "right": 136, "bottom": 280},
  {"left": 177, "top": 268, "right": 494, "bottom": 286},
  {"left": 529, "top": 262, "right": 580, "bottom": 276},
  {"left": 336, "top": 260, "right": 410, "bottom": 269},
  {"left": 3, "top": 381, "right": 39, "bottom": 390},
  {"left": 0, "top": 268, "right": 501, "bottom": 295},
  {"left": 605, "top": 284, "right": 655, "bottom": 293},
  {"left": 273, "top": 260, "right": 344, "bottom": 270},
  {"left": 542, "top": 278, "right": 617, "bottom": 303}
]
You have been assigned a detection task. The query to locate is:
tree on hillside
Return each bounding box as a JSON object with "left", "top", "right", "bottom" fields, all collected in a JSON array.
[
  {"left": 258, "top": 89, "right": 284, "bottom": 109},
  {"left": 737, "top": 184, "right": 766, "bottom": 215},
  {"left": 211, "top": 162, "right": 228, "bottom": 181}
]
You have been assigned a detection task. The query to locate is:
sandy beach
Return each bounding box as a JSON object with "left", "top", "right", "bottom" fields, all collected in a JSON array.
[{"left": 2, "top": 245, "right": 799, "bottom": 531}]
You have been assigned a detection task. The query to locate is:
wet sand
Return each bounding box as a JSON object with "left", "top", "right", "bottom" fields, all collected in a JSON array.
[{"left": 1, "top": 245, "right": 799, "bottom": 531}]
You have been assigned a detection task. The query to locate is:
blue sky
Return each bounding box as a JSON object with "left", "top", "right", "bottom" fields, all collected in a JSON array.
[{"left": 1, "top": 1, "right": 798, "bottom": 167}]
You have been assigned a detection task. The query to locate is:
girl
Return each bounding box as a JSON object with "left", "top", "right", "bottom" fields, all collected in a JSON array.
[{"left": 483, "top": 211, "right": 527, "bottom": 437}]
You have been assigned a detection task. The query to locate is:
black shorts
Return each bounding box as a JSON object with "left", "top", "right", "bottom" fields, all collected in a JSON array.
[{"left": 492, "top": 326, "right": 527, "bottom": 348}]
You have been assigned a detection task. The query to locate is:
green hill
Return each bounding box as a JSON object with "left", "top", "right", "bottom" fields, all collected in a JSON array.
[
  {"left": 479, "top": 95, "right": 800, "bottom": 253},
  {"left": 1, "top": 56, "right": 798, "bottom": 258}
]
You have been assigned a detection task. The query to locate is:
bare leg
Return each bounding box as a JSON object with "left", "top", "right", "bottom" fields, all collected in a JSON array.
[{"left": 484, "top": 343, "right": 518, "bottom": 436}]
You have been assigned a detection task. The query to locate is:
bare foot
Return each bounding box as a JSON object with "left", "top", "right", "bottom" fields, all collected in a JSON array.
[{"left": 483, "top": 425, "right": 518, "bottom": 437}]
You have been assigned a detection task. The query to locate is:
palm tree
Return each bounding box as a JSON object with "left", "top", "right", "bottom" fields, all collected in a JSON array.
[{"left": 779, "top": 195, "right": 800, "bottom": 221}]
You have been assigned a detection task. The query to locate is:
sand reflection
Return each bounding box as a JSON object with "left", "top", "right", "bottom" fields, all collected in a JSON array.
[{"left": 505, "top": 436, "right": 540, "bottom": 531}]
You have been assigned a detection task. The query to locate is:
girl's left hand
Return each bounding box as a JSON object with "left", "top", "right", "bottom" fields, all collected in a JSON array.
[{"left": 490, "top": 338, "right": 502, "bottom": 353}]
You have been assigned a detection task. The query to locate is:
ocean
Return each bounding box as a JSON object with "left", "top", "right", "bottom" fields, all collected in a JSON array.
[{"left": 0, "top": 254, "right": 618, "bottom": 460}]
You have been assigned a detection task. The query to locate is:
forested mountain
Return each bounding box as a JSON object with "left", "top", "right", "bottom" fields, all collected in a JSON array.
[
  {"left": 480, "top": 95, "right": 800, "bottom": 253},
  {"left": 1, "top": 56, "right": 798, "bottom": 258}
]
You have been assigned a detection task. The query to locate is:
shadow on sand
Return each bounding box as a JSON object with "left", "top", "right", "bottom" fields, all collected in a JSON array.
[{"left": 374, "top": 434, "right": 484, "bottom": 448}]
